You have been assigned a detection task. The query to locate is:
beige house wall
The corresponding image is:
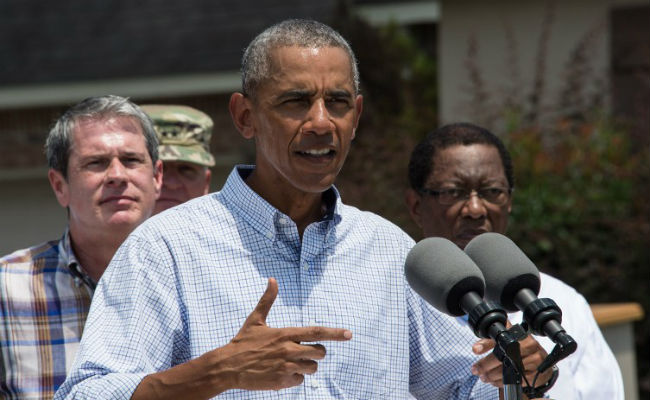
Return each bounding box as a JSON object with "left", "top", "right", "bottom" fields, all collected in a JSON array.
[{"left": 438, "top": 0, "right": 643, "bottom": 125}]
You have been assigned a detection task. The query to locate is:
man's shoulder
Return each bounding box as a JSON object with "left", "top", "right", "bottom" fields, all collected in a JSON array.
[
  {"left": 539, "top": 272, "right": 579, "bottom": 294},
  {"left": 539, "top": 272, "right": 588, "bottom": 309},
  {"left": 0, "top": 239, "right": 61, "bottom": 270},
  {"left": 132, "top": 193, "right": 232, "bottom": 240}
]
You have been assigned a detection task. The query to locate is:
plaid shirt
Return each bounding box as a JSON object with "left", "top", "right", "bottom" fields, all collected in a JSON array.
[{"left": 0, "top": 230, "right": 94, "bottom": 400}]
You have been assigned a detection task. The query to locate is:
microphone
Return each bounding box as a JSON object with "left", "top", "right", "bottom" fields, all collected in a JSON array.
[
  {"left": 405, "top": 237, "right": 511, "bottom": 341},
  {"left": 405, "top": 237, "right": 485, "bottom": 316},
  {"left": 464, "top": 232, "right": 577, "bottom": 369},
  {"left": 405, "top": 237, "right": 529, "bottom": 391}
]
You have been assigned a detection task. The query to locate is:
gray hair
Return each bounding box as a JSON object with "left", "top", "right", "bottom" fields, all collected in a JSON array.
[
  {"left": 45, "top": 95, "right": 159, "bottom": 178},
  {"left": 241, "top": 19, "right": 360, "bottom": 98}
]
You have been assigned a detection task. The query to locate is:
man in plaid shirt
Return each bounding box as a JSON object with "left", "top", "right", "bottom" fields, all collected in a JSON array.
[{"left": 0, "top": 95, "right": 163, "bottom": 400}]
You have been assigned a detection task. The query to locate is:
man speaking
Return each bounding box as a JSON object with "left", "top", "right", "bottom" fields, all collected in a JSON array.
[{"left": 56, "top": 20, "right": 496, "bottom": 399}]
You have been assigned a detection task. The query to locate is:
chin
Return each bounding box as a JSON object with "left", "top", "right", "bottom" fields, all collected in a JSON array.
[
  {"left": 306, "top": 174, "right": 338, "bottom": 192},
  {"left": 106, "top": 213, "right": 146, "bottom": 230}
]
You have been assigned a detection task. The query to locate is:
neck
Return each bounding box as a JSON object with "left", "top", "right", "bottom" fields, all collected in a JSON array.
[
  {"left": 246, "top": 171, "right": 324, "bottom": 237},
  {"left": 68, "top": 225, "right": 128, "bottom": 282}
]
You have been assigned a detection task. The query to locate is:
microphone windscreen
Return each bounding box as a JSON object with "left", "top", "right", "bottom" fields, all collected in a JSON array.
[
  {"left": 464, "top": 232, "right": 540, "bottom": 311},
  {"left": 405, "top": 237, "right": 485, "bottom": 316}
]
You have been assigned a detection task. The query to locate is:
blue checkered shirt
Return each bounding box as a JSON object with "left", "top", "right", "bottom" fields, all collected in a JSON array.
[{"left": 55, "top": 166, "right": 496, "bottom": 399}]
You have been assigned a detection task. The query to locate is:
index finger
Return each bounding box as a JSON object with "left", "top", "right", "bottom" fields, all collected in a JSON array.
[{"left": 283, "top": 326, "right": 353, "bottom": 343}]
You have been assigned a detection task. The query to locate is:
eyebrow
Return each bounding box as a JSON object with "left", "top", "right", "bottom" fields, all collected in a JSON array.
[
  {"left": 275, "top": 88, "right": 353, "bottom": 102},
  {"left": 275, "top": 89, "right": 314, "bottom": 102},
  {"left": 120, "top": 150, "right": 146, "bottom": 157},
  {"left": 78, "top": 150, "right": 146, "bottom": 161},
  {"left": 325, "top": 89, "right": 353, "bottom": 99}
]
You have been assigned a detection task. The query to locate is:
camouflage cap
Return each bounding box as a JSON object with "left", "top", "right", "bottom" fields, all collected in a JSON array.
[{"left": 141, "top": 104, "right": 216, "bottom": 167}]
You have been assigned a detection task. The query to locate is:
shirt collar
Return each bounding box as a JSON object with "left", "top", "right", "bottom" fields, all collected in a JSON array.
[
  {"left": 221, "top": 165, "right": 342, "bottom": 241},
  {"left": 60, "top": 228, "right": 79, "bottom": 267},
  {"left": 61, "top": 228, "right": 97, "bottom": 291}
]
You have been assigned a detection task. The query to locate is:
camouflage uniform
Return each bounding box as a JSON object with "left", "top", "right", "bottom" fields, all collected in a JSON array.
[{"left": 141, "top": 104, "right": 216, "bottom": 167}]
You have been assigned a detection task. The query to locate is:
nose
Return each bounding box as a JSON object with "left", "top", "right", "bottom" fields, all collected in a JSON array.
[
  {"left": 461, "top": 191, "right": 487, "bottom": 219},
  {"left": 305, "top": 99, "right": 334, "bottom": 135},
  {"left": 105, "top": 158, "right": 127, "bottom": 185},
  {"left": 162, "top": 167, "right": 182, "bottom": 189}
]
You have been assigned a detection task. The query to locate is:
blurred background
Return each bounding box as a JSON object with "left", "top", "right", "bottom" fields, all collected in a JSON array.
[{"left": 0, "top": 0, "right": 647, "bottom": 398}]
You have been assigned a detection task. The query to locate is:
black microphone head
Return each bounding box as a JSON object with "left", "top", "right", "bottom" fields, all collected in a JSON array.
[
  {"left": 464, "top": 232, "right": 540, "bottom": 311},
  {"left": 405, "top": 237, "right": 485, "bottom": 316}
]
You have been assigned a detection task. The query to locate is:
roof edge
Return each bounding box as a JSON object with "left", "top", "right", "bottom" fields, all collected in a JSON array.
[{"left": 0, "top": 71, "right": 241, "bottom": 109}]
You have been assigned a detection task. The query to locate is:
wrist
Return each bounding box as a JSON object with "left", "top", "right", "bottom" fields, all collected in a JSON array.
[{"left": 132, "top": 353, "right": 233, "bottom": 400}]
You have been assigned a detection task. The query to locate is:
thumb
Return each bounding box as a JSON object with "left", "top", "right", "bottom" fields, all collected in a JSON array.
[{"left": 245, "top": 278, "right": 278, "bottom": 326}]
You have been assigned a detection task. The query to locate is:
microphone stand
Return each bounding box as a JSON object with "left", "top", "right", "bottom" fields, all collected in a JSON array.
[
  {"left": 466, "top": 301, "right": 527, "bottom": 400},
  {"left": 492, "top": 324, "right": 528, "bottom": 400}
]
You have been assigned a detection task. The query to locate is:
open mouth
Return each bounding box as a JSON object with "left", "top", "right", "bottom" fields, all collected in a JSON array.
[
  {"left": 295, "top": 148, "right": 336, "bottom": 162},
  {"left": 297, "top": 148, "right": 335, "bottom": 156}
]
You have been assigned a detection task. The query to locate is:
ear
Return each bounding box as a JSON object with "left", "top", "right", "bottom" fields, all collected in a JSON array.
[
  {"left": 48, "top": 169, "right": 70, "bottom": 208},
  {"left": 153, "top": 160, "right": 163, "bottom": 198},
  {"left": 203, "top": 168, "right": 212, "bottom": 195},
  {"left": 405, "top": 188, "right": 424, "bottom": 229},
  {"left": 352, "top": 95, "right": 363, "bottom": 140},
  {"left": 229, "top": 92, "right": 255, "bottom": 140}
]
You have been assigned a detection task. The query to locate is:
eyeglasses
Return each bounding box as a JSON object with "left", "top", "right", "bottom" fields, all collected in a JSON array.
[{"left": 419, "top": 186, "right": 512, "bottom": 206}]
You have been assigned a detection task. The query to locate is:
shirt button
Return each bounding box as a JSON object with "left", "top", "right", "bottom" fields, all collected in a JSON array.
[
  {"left": 265, "top": 231, "right": 273, "bottom": 239},
  {"left": 302, "top": 262, "right": 309, "bottom": 271},
  {"left": 278, "top": 217, "right": 288, "bottom": 225},
  {"left": 311, "top": 379, "right": 321, "bottom": 389}
]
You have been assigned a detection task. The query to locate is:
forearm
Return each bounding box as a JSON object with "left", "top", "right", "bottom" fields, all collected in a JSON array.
[{"left": 131, "top": 353, "right": 234, "bottom": 400}]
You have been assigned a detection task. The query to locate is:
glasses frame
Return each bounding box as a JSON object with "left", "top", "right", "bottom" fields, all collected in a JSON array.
[{"left": 418, "top": 186, "right": 513, "bottom": 206}]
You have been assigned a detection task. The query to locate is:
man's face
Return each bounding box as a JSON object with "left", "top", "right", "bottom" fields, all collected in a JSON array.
[
  {"left": 406, "top": 144, "right": 512, "bottom": 249},
  {"left": 154, "top": 161, "right": 211, "bottom": 214},
  {"left": 49, "top": 116, "right": 162, "bottom": 238},
  {"left": 233, "top": 46, "right": 363, "bottom": 195}
]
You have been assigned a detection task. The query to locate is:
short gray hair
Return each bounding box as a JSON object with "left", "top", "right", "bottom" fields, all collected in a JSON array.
[
  {"left": 45, "top": 95, "right": 159, "bottom": 178},
  {"left": 241, "top": 19, "right": 360, "bottom": 99}
]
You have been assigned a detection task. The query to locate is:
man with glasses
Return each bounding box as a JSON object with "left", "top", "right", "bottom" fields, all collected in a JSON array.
[{"left": 405, "top": 122, "right": 624, "bottom": 399}]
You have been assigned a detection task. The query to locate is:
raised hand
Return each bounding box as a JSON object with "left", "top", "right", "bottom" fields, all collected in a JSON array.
[
  {"left": 212, "top": 277, "right": 353, "bottom": 390},
  {"left": 132, "top": 278, "right": 352, "bottom": 399}
]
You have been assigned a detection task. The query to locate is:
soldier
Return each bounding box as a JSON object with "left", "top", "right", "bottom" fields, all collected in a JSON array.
[{"left": 141, "top": 104, "right": 215, "bottom": 214}]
